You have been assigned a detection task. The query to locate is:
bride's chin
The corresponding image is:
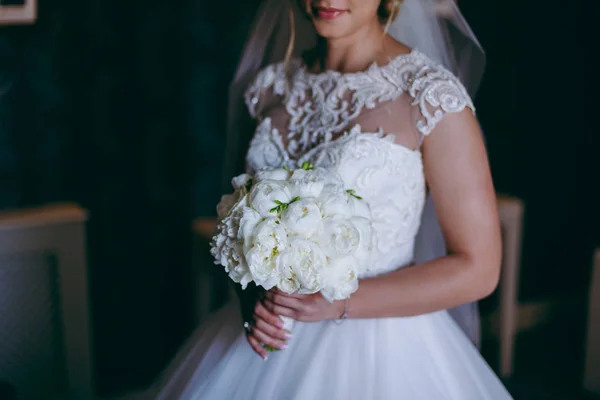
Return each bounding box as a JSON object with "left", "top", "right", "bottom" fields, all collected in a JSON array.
[{"left": 311, "top": 22, "right": 353, "bottom": 40}]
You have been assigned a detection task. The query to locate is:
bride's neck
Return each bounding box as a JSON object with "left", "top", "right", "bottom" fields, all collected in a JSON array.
[{"left": 318, "top": 22, "right": 386, "bottom": 73}]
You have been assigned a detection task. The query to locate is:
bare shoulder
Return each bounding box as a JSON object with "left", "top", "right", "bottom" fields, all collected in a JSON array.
[{"left": 378, "top": 36, "right": 412, "bottom": 63}]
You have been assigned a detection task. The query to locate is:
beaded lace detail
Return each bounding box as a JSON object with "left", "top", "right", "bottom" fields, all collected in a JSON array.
[
  {"left": 245, "top": 50, "right": 473, "bottom": 159},
  {"left": 243, "top": 50, "right": 473, "bottom": 276}
]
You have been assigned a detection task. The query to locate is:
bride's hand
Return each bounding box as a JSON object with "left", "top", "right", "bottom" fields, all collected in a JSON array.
[
  {"left": 242, "top": 291, "right": 292, "bottom": 359},
  {"left": 263, "top": 289, "right": 343, "bottom": 322}
]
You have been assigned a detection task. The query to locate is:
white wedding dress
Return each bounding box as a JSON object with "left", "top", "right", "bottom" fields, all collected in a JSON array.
[{"left": 152, "top": 50, "right": 513, "bottom": 399}]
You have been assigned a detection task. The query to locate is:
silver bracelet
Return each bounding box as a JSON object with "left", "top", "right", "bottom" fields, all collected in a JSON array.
[{"left": 334, "top": 298, "right": 350, "bottom": 325}]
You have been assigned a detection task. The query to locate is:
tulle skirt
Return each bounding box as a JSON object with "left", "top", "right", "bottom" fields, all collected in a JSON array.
[{"left": 147, "top": 300, "right": 512, "bottom": 400}]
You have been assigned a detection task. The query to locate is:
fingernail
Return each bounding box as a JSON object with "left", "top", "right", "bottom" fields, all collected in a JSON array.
[
  {"left": 262, "top": 355, "right": 268, "bottom": 361},
  {"left": 284, "top": 332, "right": 293, "bottom": 339},
  {"left": 280, "top": 344, "right": 288, "bottom": 350}
]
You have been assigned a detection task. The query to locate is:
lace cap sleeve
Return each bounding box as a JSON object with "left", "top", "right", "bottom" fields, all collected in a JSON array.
[
  {"left": 407, "top": 62, "right": 475, "bottom": 136},
  {"left": 244, "top": 62, "right": 293, "bottom": 118}
]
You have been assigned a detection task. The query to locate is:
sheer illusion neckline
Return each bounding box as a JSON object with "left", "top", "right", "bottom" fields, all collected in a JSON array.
[
  {"left": 297, "top": 127, "right": 424, "bottom": 161},
  {"left": 299, "top": 49, "right": 420, "bottom": 78}
]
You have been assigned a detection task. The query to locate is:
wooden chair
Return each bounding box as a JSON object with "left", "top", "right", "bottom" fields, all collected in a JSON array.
[{"left": 0, "top": 203, "right": 93, "bottom": 399}]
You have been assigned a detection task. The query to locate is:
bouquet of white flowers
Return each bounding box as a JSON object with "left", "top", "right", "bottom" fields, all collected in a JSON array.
[{"left": 211, "top": 162, "right": 373, "bottom": 332}]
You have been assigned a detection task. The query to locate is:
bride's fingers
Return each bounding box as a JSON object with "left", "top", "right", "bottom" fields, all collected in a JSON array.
[
  {"left": 254, "top": 301, "right": 285, "bottom": 328},
  {"left": 253, "top": 315, "right": 291, "bottom": 341},
  {"left": 273, "top": 288, "right": 306, "bottom": 298},
  {"left": 265, "top": 290, "right": 303, "bottom": 308},
  {"left": 246, "top": 333, "right": 268, "bottom": 360},
  {"left": 250, "top": 325, "right": 288, "bottom": 351},
  {"left": 263, "top": 298, "right": 297, "bottom": 318}
]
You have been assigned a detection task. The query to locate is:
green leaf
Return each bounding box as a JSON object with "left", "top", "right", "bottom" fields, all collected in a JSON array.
[
  {"left": 283, "top": 165, "right": 289, "bottom": 171},
  {"left": 346, "top": 189, "right": 363, "bottom": 200},
  {"left": 245, "top": 179, "right": 253, "bottom": 192},
  {"left": 301, "top": 161, "right": 315, "bottom": 170}
]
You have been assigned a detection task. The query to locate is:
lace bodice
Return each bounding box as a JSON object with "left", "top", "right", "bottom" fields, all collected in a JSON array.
[{"left": 244, "top": 50, "right": 474, "bottom": 278}]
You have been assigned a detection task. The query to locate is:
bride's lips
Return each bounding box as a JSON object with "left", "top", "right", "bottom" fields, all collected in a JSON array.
[{"left": 313, "top": 6, "right": 347, "bottom": 20}]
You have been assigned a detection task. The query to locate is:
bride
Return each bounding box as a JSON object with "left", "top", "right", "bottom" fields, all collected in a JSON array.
[{"left": 148, "top": 0, "right": 513, "bottom": 398}]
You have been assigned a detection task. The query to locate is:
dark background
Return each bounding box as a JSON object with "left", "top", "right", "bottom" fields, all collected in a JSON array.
[{"left": 0, "top": 0, "right": 595, "bottom": 395}]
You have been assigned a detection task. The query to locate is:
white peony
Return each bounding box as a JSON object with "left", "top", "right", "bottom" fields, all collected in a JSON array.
[
  {"left": 229, "top": 263, "right": 254, "bottom": 289},
  {"left": 317, "top": 215, "right": 362, "bottom": 259},
  {"left": 245, "top": 218, "right": 288, "bottom": 289},
  {"left": 249, "top": 180, "right": 292, "bottom": 217},
  {"left": 231, "top": 173, "right": 252, "bottom": 191},
  {"left": 321, "top": 256, "right": 360, "bottom": 302},
  {"left": 245, "top": 246, "right": 278, "bottom": 289},
  {"left": 255, "top": 168, "right": 291, "bottom": 183},
  {"left": 281, "top": 198, "right": 322, "bottom": 237},
  {"left": 238, "top": 207, "right": 262, "bottom": 251},
  {"left": 318, "top": 186, "right": 369, "bottom": 219},
  {"left": 211, "top": 234, "right": 254, "bottom": 289},
  {"left": 212, "top": 163, "right": 375, "bottom": 330},
  {"left": 288, "top": 168, "right": 342, "bottom": 198},
  {"left": 253, "top": 217, "right": 288, "bottom": 250},
  {"left": 318, "top": 186, "right": 354, "bottom": 217},
  {"left": 276, "top": 238, "right": 327, "bottom": 295},
  {"left": 276, "top": 260, "right": 301, "bottom": 295},
  {"left": 226, "top": 241, "right": 253, "bottom": 289}
]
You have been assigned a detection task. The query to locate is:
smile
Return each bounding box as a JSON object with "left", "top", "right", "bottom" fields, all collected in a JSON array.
[{"left": 313, "top": 6, "right": 347, "bottom": 20}]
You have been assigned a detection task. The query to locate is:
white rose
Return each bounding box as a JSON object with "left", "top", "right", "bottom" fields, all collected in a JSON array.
[
  {"left": 318, "top": 216, "right": 361, "bottom": 259},
  {"left": 255, "top": 168, "right": 290, "bottom": 183},
  {"left": 245, "top": 218, "right": 288, "bottom": 289},
  {"left": 231, "top": 173, "right": 252, "bottom": 191},
  {"left": 249, "top": 180, "right": 292, "bottom": 217},
  {"left": 288, "top": 168, "right": 342, "bottom": 198},
  {"left": 321, "top": 256, "right": 359, "bottom": 302},
  {"left": 276, "top": 238, "right": 326, "bottom": 294},
  {"left": 281, "top": 198, "right": 322, "bottom": 237}
]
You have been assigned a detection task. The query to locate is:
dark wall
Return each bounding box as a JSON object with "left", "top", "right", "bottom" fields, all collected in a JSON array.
[
  {"left": 0, "top": 0, "right": 257, "bottom": 394},
  {"left": 0, "top": 0, "right": 595, "bottom": 395},
  {"left": 461, "top": 0, "right": 596, "bottom": 299}
]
